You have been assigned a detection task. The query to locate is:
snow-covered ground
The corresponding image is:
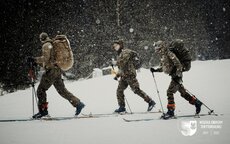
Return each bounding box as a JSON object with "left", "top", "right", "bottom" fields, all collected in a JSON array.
[{"left": 0, "top": 60, "right": 230, "bottom": 144}]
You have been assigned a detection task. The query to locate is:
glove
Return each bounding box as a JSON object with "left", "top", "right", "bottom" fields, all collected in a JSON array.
[
  {"left": 150, "top": 67, "right": 158, "bottom": 73},
  {"left": 114, "top": 77, "right": 118, "bottom": 81},
  {"left": 113, "top": 73, "right": 120, "bottom": 81}
]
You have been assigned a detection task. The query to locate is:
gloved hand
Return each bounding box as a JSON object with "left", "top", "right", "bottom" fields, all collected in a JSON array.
[
  {"left": 114, "top": 76, "right": 118, "bottom": 81},
  {"left": 150, "top": 67, "right": 158, "bottom": 73}
]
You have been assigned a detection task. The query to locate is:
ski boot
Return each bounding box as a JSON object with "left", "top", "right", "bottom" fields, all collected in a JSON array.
[
  {"left": 114, "top": 106, "right": 126, "bottom": 114},
  {"left": 75, "top": 101, "right": 85, "bottom": 116},
  {"left": 195, "top": 99, "right": 203, "bottom": 114},
  {"left": 161, "top": 109, "right": 175, "bottom": 120},
  {"left": 147, "top": 100, "right": 156, "bottom": 111},
  {"left": 32, "top": 103, "right": 49, "bottom": 119},
  {"left": 32, "top": 109, "right": 48, "bottom": 119}
]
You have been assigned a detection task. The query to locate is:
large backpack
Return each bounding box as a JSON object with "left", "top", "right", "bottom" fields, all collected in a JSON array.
[
  {"left": 169, "top": 39, "right": 192, "bottom": 71},
  {"left": 51, "top": 35, "right": 74, "bottom": 71},
  {"left": 131, "top": 50, "right": 142, "bottom": 70}
]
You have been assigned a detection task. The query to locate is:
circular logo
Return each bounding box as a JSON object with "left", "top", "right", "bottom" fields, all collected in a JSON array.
[{"left": 178, "top": 119, "right": 197, "bottom": 136}]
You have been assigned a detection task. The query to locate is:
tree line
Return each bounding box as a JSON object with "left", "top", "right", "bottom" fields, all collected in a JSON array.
[{"left": 0, "top": 0, "right": 229, "bottom": 93}]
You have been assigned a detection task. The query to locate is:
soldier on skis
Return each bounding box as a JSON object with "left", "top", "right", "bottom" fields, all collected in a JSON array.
[
  {"left": 27, "top": 32, "right": 85, "bottom": 119},
  {"left": 150, "top": 39, "right": 202, "bottom": 119},
  {"left": 112, "top": 40, "right": 156, "bottom": 113}
]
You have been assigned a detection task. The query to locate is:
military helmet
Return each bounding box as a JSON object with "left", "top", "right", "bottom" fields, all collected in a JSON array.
[
  {"left": 113, "top": 40, "right": 124, "bottom": 49},
  {"left": 154, "top": 40, "right": 163, "bottom": 48}
]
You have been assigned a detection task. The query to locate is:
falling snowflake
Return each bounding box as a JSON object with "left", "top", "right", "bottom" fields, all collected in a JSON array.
[
  {"left": 129, "top": 28, "right": 134, "bottom": 33},
  {"left": 96, "top": 18, "right": 100, "bottom": 24}
]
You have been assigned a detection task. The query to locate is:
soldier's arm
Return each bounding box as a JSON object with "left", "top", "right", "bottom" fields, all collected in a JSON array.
[
  {"left": 117, "top": 52, "right": 131, "bottom": 68},
  {"left": 35, "top": 43, "right": 52, "bottom": 66}
]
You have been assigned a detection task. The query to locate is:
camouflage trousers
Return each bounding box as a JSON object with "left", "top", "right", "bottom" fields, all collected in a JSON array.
[
  {"left": 167, "top": 77, "right": 196, "bottom": 110},
  {"left": 37, "top": 67, "right": 80, "bottom": 109},
  {"left": 116, "top": 75, "right": 152, "bottom": 107}
]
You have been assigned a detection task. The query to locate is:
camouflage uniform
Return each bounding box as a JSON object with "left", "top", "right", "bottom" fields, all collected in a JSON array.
[
  {"left": 35, "top": 34, "right": 80, "bottom": 112},
  {"left": 116, "top": 49, "right": 153, "bottom": 107},
  {"left": 154, "top": 41, "right": 197, "bottom": 112}
]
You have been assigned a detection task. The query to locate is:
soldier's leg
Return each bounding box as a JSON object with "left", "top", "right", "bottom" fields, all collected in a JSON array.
[
  {"left": 37, "top": 69, "right": 57, "bottom": 110},
  {"left": 53, "top": 72, "right": 80, "bottom": 107},
  {"left": 178, "top": 85, "right": 196, "bottom": 105},
  {"left": 116, "top": 79, "right": 128, "bottom": 107},
  {"left": 33, "top": 69, "right": 58, "bottom": 118},
  {"left": 161, "top": 79, "right": 180, "bottom": 119},
  {"left": 167, "top": 79, "right": 180, "bottom": 111},
  {"left": 128, "top": 76, "right": 152, "bottom": 103},
  {"left": 179, "top": 84, "right": 203, "bottom": 114}
]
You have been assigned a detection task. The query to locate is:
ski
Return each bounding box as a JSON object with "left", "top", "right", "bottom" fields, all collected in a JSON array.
[
  {"left": 123, "top": 113, "right": 220, "bottom": 122},
  {"left": 176, "top": 113, "right": 219, "bottom": 118},
  {"left": 40, "top": 115, "right": 96, "bottom": 121},
  {"left": 0, "top": 111, "right": 161, "bottom": 122},
  {"left": 82, "top": 110, "right": 162, "bottom": 118},
  {"left": 0, "top": 118, "right": 34, "bottom": 122},
  {"left": 0, "top": 115, "right": 96, "bottom": 122},
  {"left": 123, "top": 118, "right": 159, "bottom": 122}
]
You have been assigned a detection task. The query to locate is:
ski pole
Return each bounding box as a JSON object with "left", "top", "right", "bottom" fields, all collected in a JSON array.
[
  {"left": 125, "top": 97, "right": 133, "bottom": 114},
  {"left": 32, "top": 82, "right": 38, "bottom": 113},
  {"left": 185, "top": 89, "right": 215, "bottom": 115},
  {"left": 151, "top": 72, "right": 165, "bottom": 115},
  {"left": 111, "top": 65, "right": 133, "bottom": 114},
  {"left": 28, "top": 62, "right": 39, "bottom": 115},
  {"left": 29, "top": 67, "right": 35, "bottom": 115}
]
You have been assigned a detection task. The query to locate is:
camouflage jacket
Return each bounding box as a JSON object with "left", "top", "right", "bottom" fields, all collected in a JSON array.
[
  {"left": 35, "top": 38, "right": 54, "bottom": 69},
  {"left": 158, "top": 50, "right": 183, "bottom": 76},
  {"left": 116, "top": 49, "right": 136, "bottom": 78}
]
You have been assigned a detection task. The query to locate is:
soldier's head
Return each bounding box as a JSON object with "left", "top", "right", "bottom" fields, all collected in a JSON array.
[
  {"left": 153, "top": 40, "right": 168, "bottom": 54},
  {"left": 39, "top": 32, "right": 49, "bottom": 43},
  {"left": 112, "top": 40, "right": 124, "bottom": 52}
]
